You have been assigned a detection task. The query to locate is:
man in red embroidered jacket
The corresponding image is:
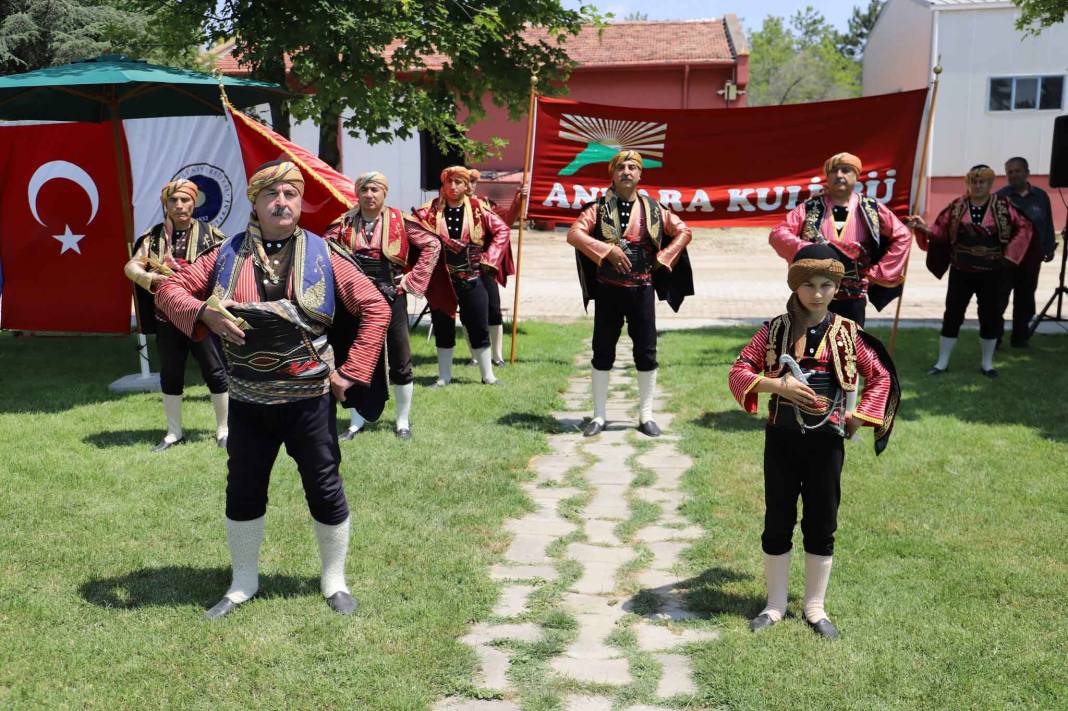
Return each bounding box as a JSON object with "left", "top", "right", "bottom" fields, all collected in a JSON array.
[
  {"left": 567, "top": 149, "right": 692, "bottom": 438},
  {"left": 413, "top": 166, "right": 511, "bottom": 386},
  {"left": 323, "top": 171, "right": 440, "bottom": 440},
  {"left": 156, "top": 160, "right": 390, "bottom": 619},
  {"left": 728, "top": 244, "right": 900, "bottom": 640},
  {"left": 909, "top": 164, "right": 1032, "bottom": 377},
  {"left": 467, "top": 169, "right": 527, "bottom": 366},
  {"left": 769, "top": 152, "right": 913, "bottom": 326}
]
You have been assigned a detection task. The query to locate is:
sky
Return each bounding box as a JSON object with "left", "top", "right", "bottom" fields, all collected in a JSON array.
[{"left": 562, "top": 0, "right": 859, "bottom": 32}]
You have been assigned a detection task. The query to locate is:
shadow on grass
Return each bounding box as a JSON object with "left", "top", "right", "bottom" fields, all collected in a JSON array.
[
  {"left": 497, "top": 412, "right": 565, "bottom": 433},
  {"left": 623, "top": 566, "right": 762, "bottom": 620},
  {"left": 82, "top": 429, "right": 214, "bottom": 448},
  {"left": 79, "top": 566, "right": 318, "bottom": 609},
  {"left": 694, "top": 410, "right": 763, "bottom": 433}
]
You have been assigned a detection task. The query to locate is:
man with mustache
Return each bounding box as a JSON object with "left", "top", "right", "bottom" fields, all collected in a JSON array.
[
  {"left": 323, "top": 171, "right": 441, "bottom": 440},
  {"left": 909, "top": 164, "right": 1032, "bottom": 377},
  {"left": 156, "top": 160, "right": 390, "bottom": 618},
  {"left": 124, "top": 179, "right": 229, "bottom": 452},
  {"left": 770, "top": 153, "right": 914, "bottom": 325},
  {"left": 414, "top": 166, "right": 511, "bottom": 386},
  {"left": 567, "top": 149, "right": 692, "bottom": 438}
]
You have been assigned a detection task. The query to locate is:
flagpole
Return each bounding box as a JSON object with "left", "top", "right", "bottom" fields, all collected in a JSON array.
[
  {"left": 889, "top": 61, "right": 942, "bottom": 356},
  {"left": 509, "top": 76, "right": 538, "bottom": 364}
]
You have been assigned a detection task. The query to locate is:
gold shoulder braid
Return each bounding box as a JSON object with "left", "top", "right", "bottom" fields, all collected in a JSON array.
[
  {"left": 599, "top": 192, "right": 622, "bottom": 245},
  {"left": 302, "top": 254, "right": 328, "bottom": 310},
  {"left": 827, "top": 316, "right": 859, "bottom": 392},
  {"left": 992, "top": 196, "right": 1012, "bottom": 246},
  {"left": 641, "top": 195, "right": 663, "bottom": 248},
  {"left": 800, "top": 198, "right": 826, "bottom": 243},
  {"left": 765, "top": 314, "right": 789, "bottom": 372}
]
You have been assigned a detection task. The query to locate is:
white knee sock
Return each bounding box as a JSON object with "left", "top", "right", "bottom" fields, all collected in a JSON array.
[
  {"left": 224, "top": 516, "right": 264, "bottom": 603},
  {"left": 934, "top": 336, "right": 957, "bottom": 370},
  {"left": 436, "top": 348, "right": 454, "bottom": 385},
  {"left": 591, "top": 368, "right": 610, "bottom": 424},
  {"left": 314, "top": 517, "right": 351, "bottom": 598},
  {"left": 162, "top": 394, "right": 183, "bottom": 442},
  {"left": 980, "top": 337, "right": 997, "bottom": 371},
  {"left": 210, "top": 392, "right": 229, "bottom": 441},
  {"left": 474, "top": 346, "right": 497, "bottom": 384},
  {"left": 803, "top": 553, "right": 833, "bottom": 623},
  {"left": 347, "top": 408, "right": 366, "bottom": 432},
  {"left": 394, "top": 383, "right": 414, "bottom": 430},
  {"left": 636, "top": 368, "right": 657, "bottom": 424},
  {"left": 489, "top": 324, "right": 504, "bottom": 362},
  {"left": 760, "top": 552, "right": 791, "bottom": 622}
]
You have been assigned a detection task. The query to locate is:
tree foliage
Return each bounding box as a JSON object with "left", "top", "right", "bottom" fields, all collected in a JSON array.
[
  {"left": 838, "top": 0, "right": 885, "bottom": 60},
  {"left": 0, "top": 0, "right": 205, "bottom": 75},
  {"left": 128, "top": 0, "right": 601, "bottom": 163},
  {"left": 746, "top": 6, "right": 862, "bottom": 106},
  {"left": 1012, "top": 0, "right": 1068, "bottom": 33}
]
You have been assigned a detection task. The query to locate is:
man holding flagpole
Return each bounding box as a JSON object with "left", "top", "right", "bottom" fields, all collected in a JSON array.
[
  {"left": 124, "top": 179, "right": 229, "bottom": 452},
  {"left": 156, "top": 160, "right": 390, "bottom": 619},
  {"left": 567, "top": 149, "right": 692, "bottom": 438},
  {"left": 769, "top": 153, "right": 914, "bottom": 326},
  {"left": 323, "top": 171, "right": 441, "bottom": 440}
]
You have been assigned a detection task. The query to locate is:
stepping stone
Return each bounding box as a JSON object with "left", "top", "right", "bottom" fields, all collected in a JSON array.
[
  {"left": 503, "top": 532, "right": 557, "bottom": 564},
  {"left": 572, "top": 563, "right": 631, "bottom": 595},
  {"left": 624, "top": 705, "right": 674, "bottom": 711},
  {"left": 647, "top": 541, "right": 689, "bottom": 571},
  {"left": 524, "top": 485, "right": 582, "bottom": 505},
  {"left": 490, "top": 564, "right": 558, "bottom": 582},
  {"left": 632, "top": 623, "right": 718, "bottom": 652},
  {"left": 505, "top": 516, "right": 576, "bottom": 537},
  {"left": 551, "top": 656, "right": 632, "bottom": 686},
  {"left": 434, "top": 699, "right": 521, "bottom": 711},
  {"left": 654, "top": 653, "right": 697, "bottom": 698},
  {"left": 636, "top": 568, "right": 679, "bottom": 590},
  {"left": 634, "top": 488, "right": 685, "bottom": 507},
  {"left": 584, "top": 485, "right": 630, "bottom": 520},
  {"left": 585, "top": 519, "right": 621, "bottom": 546},
  {"left": 634, "top": 525, "right": 703, "bottom": 543},
  {"left": 492, "top": 584, "right": 536, "bottom": 618},
  {"left": 562, "top": 613, "right": 620, "bottom": 660},
  {"left": 461, "top": 622, "right": 543, "bottom": 645},
  {"left": 563, "top": 695, "right": 613, "bottom": 711},
  {"left": 560, "top": 592, "right": 628, "bottom": 619},
  {"left": 473, "top": 644, "right": 512, "bottom": 691}
]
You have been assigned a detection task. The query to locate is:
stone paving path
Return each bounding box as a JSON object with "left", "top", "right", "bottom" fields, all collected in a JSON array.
[{"left": 434, "top": 342, "right": 717, "bottom": 711}]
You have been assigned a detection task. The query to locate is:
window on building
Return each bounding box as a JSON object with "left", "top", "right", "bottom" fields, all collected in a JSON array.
[{"left": 989, "top": 76, "right": 1065, "bottom": 111}]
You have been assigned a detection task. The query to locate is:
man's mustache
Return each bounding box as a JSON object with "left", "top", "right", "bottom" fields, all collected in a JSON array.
[{"left": 270, "top": 206, "right": 294, "bottom": 218}]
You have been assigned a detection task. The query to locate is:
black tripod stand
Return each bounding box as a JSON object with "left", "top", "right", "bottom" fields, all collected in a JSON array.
[{"left": 1029, "top": 223, "right": 1068, "bottom": 337}]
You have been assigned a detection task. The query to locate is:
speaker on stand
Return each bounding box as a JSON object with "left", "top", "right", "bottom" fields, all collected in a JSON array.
[{"left": 1029, "top": 115, "right": 1068, "bottom": 336}]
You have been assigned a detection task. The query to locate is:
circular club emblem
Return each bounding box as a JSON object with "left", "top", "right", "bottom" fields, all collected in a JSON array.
[{"left": 172, "top": 163, "right": 234, "bottom": 227}]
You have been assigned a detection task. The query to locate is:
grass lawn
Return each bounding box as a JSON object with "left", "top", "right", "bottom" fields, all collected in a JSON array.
[
  {"left": 658, "top": 326, "right": 1068, "bottom": 711},
  {"left": 1, "top": 322, "right": 1065, "bottom": 710},
  {"left": 0, "top": 322, "right": 588, "bottom": 709}
]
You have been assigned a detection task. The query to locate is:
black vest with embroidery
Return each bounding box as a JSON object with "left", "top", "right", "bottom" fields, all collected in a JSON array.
[{"left": 800, "top": 196, "right": 884, "bottom": 299}]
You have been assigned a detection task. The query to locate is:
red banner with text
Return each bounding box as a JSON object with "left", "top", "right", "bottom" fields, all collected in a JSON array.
[
  {"left": 527, "top": 90, "right": 928, "bottom": 227},
  {"left": 0, "top": 122, "right": 131, "bottom": 332}
]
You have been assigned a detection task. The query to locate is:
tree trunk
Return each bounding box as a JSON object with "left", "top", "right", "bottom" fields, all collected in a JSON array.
[{"left": 318, "top": 108, "right": 342, "bottom": 170}]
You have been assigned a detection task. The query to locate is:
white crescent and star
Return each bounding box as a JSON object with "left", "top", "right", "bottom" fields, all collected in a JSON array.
[{"left": 27, "top": 160, "right": 99, "bottom": 255}]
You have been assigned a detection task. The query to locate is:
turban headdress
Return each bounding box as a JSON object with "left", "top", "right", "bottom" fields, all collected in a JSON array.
[
  {"left": 160, "top": 179, "right": 198, "bottom": 208},
  {"left": 608, "top": 150, "right": 643, "bottom": 175},
  {"left": 356, "top": 171, "right": 389, "bottom": 193},
  {"left": 246, "top": 160, "right": 305, "bottom": 204},
  {"left": 823, "top": 152, "right": 862, "bottom": 176},
  {"left": 787, "top": 243, "right": 846, "bottom": 292},
  {"left": 965, "top": 164, "right": 996, "bottom": 182},
  {"left": 440, "top": 165, "right": 471, "bottom": 186}
]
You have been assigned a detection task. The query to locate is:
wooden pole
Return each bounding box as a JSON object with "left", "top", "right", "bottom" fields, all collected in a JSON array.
[
  {"left": 509, "top": 78, "right": 538, "bottom": 364},
  {"left": 889, "top": 62, "right": 942, "bottom": 356}
]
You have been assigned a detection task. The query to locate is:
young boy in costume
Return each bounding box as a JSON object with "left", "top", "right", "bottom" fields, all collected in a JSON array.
[{"left": 727, "top": 244, "right": 900, "bottom": 639}]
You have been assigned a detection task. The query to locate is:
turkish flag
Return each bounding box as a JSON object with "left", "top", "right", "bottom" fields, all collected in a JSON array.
[
  {"left": 0, "top": 122, "right": 131, "bottom": 332},
  {"left": 227, "top": 105, "right": 354, "bottom": 236}
]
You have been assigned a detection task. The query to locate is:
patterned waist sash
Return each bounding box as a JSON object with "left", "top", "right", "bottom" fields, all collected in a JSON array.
[{"left": 222, "top": 300, "right": 334, "bottom": 404}]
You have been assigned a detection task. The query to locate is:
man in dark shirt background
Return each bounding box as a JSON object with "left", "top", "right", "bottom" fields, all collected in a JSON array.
[{"left": 997, "top": 156, "right": 1059, "bottom": 347}]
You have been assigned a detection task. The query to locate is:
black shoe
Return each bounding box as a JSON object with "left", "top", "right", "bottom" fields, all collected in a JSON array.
[
  {"left": 203, "top": 597, "right": 242, "bottom": 620},
  {"left": 468, "top": 358, "right": 477, "bottom": 366},
  {"left": 980, "top": 367, "right": 999, "bottom": 379},
  {"left": 1010, "top": 339, "right": 1029, "bottom": 349},
  {"left": 637, "top": 420, "right": 662, "bottom": 437},
  {"left": 927, "top": 366, "right": 948, "bottom": 376},
  {"left": 482, "top": 378, "right": 499, "bottom": 386},
  {"left": 395, "top": 427, "right": 412, "bottom": 440},
  {"left": 432, "top": 379, "right": 450, "bottom": 388},
  {"left": 151, "top": 437, "right": 185, "bottom": 453},
  {"left": 492, "top": 358, "right": 506, "bottom": 367},
  {"left": 749, "top": 613, "right": 777, "bottom": 632},
  {"left": 804, "top": 615, "right": 840, "bottom": 640},
  {"left": 326, "top": 591, "right": 357, "bottom": 615},
  {"left": 338, "top": 427, "right": 363, "bottom": 441},
  {"left": 216, "top": 435, "right": 228, "bottom": 449},
  {"left": 582, "top": 419, "right": 605, "bottom": 437}
]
